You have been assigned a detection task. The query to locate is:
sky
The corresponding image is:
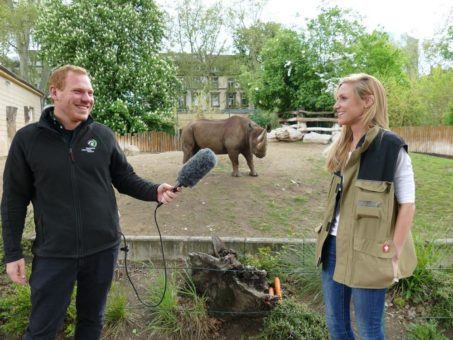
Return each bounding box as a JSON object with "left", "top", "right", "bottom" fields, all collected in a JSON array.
[{"left": 260, "top": 0, "right": 452, "bottom": 40}]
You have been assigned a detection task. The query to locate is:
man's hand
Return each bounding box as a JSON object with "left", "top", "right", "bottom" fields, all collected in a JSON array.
[
  {"left": 157, "top": 183, "right": 181, "bottom": 205},
  {"left": 6, "top": 258, "right": 27, "bottom": 285}
]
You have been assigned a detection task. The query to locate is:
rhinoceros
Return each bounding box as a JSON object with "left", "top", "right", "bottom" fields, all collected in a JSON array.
[{"left": 181, "top": 116, "right": 267, "bottom": 177}]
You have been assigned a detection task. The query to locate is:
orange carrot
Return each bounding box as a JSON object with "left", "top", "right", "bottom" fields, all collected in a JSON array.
[{"left": 274, "top": 277, "right": 282, "bottom": 299}]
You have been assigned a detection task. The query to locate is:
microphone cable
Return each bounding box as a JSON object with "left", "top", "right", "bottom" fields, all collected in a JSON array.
[{"left": 119, "top": 203, "right": 167, "bottom": 308}]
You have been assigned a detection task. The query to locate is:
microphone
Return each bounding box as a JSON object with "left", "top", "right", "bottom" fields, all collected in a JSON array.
[
  {"left": 176, "top": 148, "right": 218, "bottom": 188},
  {"left": 158, "top": 148, "right": 218, "bottom": 206}
]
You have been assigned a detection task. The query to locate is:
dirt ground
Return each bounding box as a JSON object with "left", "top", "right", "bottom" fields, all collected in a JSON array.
[{"left": 117, "top": 141, "right": 329, "bottom": 238}]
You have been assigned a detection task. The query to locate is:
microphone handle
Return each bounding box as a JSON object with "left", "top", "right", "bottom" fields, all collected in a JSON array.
[{"left": 157, "top": 182, "right": 181, "bottom": 207}]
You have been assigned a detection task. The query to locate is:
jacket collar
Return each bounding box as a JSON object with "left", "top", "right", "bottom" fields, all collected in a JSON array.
[{"left": 38, "top": 105, "right": 94, "bottom": 131}]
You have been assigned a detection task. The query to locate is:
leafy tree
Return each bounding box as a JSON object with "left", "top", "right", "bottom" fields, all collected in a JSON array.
[
  {"left": 399, "top": 34, "right": 420, "bottom": 79},
  {"left": 384, "top": 77, "right": 423, "bottom": 127},
  {"left": 424, "top": 8, "right": 453, "bottom": 69},
  {"left": 35, "top": 0, "right": 180, "bottom": 134},
  {"left": 0, "top": 0, "right": 48, "bottom": 87},
  {"left": 444, "top": 104, "right": 453, "bottom": 125},
  {"left": 349, "top": 31, "right": 407, "bottom": 80},
  {"left": 244, "top": 6, "right": 412, "bottom": 115},
  {"left": 233, "top": 21, "right": 282, "bottom": 74},
  {"left": 163, "top": 0, "right": 234, "bottom": 110},
  {"left": 412, "top": 67, "right": 453, "bottom": 125},
  {"left": 248, "top": 29, "right": 320, "bottom": 112}
]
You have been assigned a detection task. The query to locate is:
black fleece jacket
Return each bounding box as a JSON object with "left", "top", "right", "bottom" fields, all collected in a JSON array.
[{"left": 1, "top": 106, "right": 159, "bottom": 262}]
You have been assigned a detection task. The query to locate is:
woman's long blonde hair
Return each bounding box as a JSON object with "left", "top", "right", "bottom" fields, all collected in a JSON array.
[{"left": 325, "top": 73, "right": 389, "bottom": 173}]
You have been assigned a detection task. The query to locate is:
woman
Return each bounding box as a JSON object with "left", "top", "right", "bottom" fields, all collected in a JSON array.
[{"left": 315, "top": 73, "right": 417, "bottom": 340}]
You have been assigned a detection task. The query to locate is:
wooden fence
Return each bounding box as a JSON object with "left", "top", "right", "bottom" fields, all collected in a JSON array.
[
  {"left": 115, "top": 131, "right": 181, "bottom": 153},
  {"left": 392, "top": 126, "right": 453, "bottom": 157},
  {"left": 114, "top": 126, "right": 453, "bottom": 157}
]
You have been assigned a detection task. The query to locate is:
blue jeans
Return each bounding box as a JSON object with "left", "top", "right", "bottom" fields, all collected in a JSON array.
[
  {"left": 23, "top": 246, "right": 118, "bottom": 340},
  {"left": 321, "top": 235, "right": 387, "bottom": 340}
]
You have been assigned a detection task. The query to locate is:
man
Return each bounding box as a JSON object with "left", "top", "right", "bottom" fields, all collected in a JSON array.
[{"left": 1, "top": 65, "right": 179, "bottom": 339}]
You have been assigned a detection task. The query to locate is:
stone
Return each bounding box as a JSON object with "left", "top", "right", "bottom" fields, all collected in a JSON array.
[{"left": 121, "top": 144, "right": 140, "bottom": 156}]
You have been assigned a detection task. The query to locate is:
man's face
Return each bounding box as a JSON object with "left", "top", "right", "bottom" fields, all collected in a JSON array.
[{"left": 50, "top": 71, "right": 94, "bottom": 127}]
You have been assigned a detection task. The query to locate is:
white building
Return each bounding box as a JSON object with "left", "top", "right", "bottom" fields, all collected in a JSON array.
[{"left": 0, "top": 65, "right": 44, "bottom": 156}]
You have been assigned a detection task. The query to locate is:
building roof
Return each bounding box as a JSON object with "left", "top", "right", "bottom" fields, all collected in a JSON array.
[{"left": 0, "top": 64, "right": 44, "bottom": 97}]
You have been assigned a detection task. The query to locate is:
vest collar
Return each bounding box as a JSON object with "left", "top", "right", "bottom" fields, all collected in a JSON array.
[{"left": 345, "top": 126, "right": 381, "bottom": 171}]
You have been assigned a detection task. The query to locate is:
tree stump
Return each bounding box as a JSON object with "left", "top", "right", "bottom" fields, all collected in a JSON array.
[{"left": 188, "top": 236, "right": 278, "bottom": 316}]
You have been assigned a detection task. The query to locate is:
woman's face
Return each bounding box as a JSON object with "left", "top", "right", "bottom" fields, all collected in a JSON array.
[{"left": 334, "top": 83, "right": 367, "bottom": 127}]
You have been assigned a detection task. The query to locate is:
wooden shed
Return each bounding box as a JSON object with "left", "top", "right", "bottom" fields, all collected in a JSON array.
[{"left": 0, "top": 65, "right": 44, "bottom": 156}]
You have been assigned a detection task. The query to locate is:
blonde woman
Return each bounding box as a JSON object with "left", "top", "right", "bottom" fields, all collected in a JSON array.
[{"left": 315, "top": 74, "right": 417, "bottom": 339}]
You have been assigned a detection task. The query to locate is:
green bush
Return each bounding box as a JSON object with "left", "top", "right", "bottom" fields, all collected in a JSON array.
[
  {"left": 258, "top": 298, "right": 329, "bottom": 339},
  {"left": 241, "top": 247, "right": 287, "bottom": 281},
  {"left": 146, "top": 271, "right": 213, "bottom": 339},
  {"left": 391, "top": 237, "right": 453, "bottom": 328},
  {"left": 104, "top": 282, "right": 135, "bottom": 337},
  {"left": 0, "top": 284, "right": 32, "bottom": 336},
  {"left": 277, "top": 244, "right": 323, "bottom": 304},
  {"left": 443, "top": 104, "right": 453, "bottom": 125},
  {"left": 391, "top": 237, "right": 444, "bottom": 304},
  {"left": 146, "top": 272, "right": 180, "bottom": 336},
  {"left": 406, "top": 321, "right": 448, "bottom": 340},
  {"left": 0, "top": 280, "right": 76, "bottom": 338},
  {"left": 429, "top": 270, "right": 453, "bottom": 328},
  {"left": 249, "top": 110, "right": 279, "bottom": 130}
]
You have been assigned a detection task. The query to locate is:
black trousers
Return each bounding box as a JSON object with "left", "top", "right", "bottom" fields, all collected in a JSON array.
[{"left": 23, "top": 246, "right": 119, "bottom": 340}]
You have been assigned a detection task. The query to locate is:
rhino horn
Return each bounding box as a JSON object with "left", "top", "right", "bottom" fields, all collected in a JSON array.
[{"left": 256, "top": 129, "right": 266, "bottom": 143}]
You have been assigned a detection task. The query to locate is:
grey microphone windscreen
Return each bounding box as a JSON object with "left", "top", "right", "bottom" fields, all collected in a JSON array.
[{"left": 177, "top": 148, "right": 218, "bottom": 188}]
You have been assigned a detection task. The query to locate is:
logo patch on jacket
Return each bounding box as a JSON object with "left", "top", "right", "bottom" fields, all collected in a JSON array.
[{"left": 81, "top": 139, "right": 97, "bottom": 153}]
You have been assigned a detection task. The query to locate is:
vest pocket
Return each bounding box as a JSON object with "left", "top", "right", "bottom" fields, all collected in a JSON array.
[
  {"left": 355, "top": 180, "right": 389, "bottom": 219},
  {"left": 351, "top": 238, "right": 395, "bottom": 288}
]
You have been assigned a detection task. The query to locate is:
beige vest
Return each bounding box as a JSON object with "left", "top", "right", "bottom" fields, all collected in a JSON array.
[{"left": 315, "top": 127, "right": 417, "bottom": 288}]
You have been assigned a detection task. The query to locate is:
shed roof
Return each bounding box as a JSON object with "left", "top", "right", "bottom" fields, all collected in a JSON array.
[{"left": 0, "top": 65, "right": 44, "bottom": 97}]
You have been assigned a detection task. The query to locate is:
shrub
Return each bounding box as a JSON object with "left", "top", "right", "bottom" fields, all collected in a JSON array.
[
  {"left": 406, "top": 321, "right": 448, "bottom": 340},
  {"left": 391, "top": 236, "right": 453, "bottom": 328},
  {"left": 0, "top": 284, "right": 32, "bottom": 336},
  {"left": 258, "top": 298, "right": 329, "bottom": 339},
  {"left": 241, "top": 246, "right": 287, "bottom": 281},
  {"left": 249, "top": 110, "right": 280, "bottom": 130},
  {"left": 391, "top": 236, "right": 444, "bottom": 304},
  {"left": 429, "top": 269, "right": 453, "bottom": 328},
  {"left": 443, "top": 104, "right": 453, "bottom": 125},
  {"left": 146, "top": 272, "right": 180, "bottom": 336},
  {"left": 277, "top": 244, "right": 323, "bottom": 304},
  {"left": 146, "top": 271, "right": 214, "bottom": 339},
  {"left": 104, "top": 282, "right": 135, "bottom": 337}
]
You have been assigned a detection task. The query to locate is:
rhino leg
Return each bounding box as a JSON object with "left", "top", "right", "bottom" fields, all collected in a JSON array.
[
  {"left": 182, "top": 149, "right": 193, "bottom": 163},
  {"left": 244, "top": 152, "right": 258, "bottom": 176},
  {"left": 228, "top": 151, "right": 241, "bottom": 177}
]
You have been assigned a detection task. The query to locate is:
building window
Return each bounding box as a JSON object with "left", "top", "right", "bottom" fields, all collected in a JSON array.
[
  {"left": 178, "top": 93, "right": 187, "bottom": 110},
  {"left": 211, "top": 92, "right": 220, "bottom": 107},
  {"left": 240, "top": 93, "right": 249, "bottom": 108},
  {"left": 24, "top": 106, "right": 34, "bottom": 123},
  {"left": 227, "top": 92, "right": 236, "bottom": 109},
  {"left": 227, "top": 78, "right": 235, "bottom": 90},
  {"left": 192, "top": 91, "right": 200, "bottom": 106},
  {"left": 192, "top": 76, "right": 203, "bottom": 89},
  {"left": 211, "top": 76, "right": 219, "bottom": 89}
]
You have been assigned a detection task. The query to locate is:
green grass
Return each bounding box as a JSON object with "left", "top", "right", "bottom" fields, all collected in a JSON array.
[{"left": 411, "top": 153, "right": 453, "bottom": 238}]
